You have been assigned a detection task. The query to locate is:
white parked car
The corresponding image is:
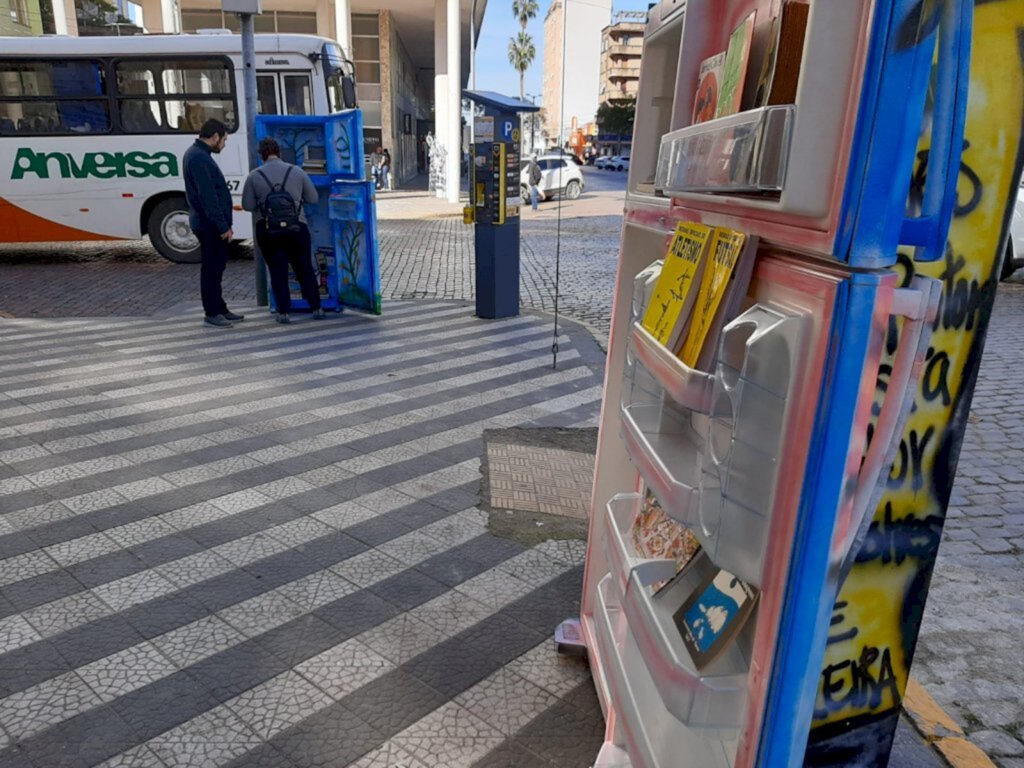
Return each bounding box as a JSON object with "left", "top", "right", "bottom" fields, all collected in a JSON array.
[
  {"left": 520, "top": 155, "right": 585, "bottom": 202},
  {"left": 594, "top": 156, "right": 614, "bottom": 170},
  {"left": 1002, "top": 180, "right": 1024, "bottom": 279},
  {"left": 610, "top": 155, "right": 630, "bottom": 172}
]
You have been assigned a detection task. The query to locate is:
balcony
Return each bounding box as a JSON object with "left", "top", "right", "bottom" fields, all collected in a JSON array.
[
  {"left": 604, "top": 65, "right": 641, "bottom": 81},
  {"left": 606, "top": 42, "right": 642, "bottom": 57}
]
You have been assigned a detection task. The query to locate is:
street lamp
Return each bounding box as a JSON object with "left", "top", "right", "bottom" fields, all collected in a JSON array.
[{"left": 525, "top": 93, "right": 541, "bottom": 155}]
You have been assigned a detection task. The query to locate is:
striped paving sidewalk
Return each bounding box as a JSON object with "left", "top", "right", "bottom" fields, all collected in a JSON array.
[{"left": 0, "top": 301, "right": 605, "bottom": 768}]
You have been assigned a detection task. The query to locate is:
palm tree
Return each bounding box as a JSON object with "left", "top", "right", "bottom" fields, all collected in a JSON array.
[
  {"left": 509, "top": 0, "right": 539, "bottom": 101},
  {"left": 508, "top": 30, "right": 536, "bottom": 101},
  {"left": 512, "top": 0, "right": 539, "bottom": 30}
]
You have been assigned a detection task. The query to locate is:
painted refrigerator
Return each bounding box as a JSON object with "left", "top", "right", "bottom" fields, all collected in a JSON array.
[
  {"left": 255, "top": 111, "right": 382, "bottom": 315},
  {"left": 577, "top": 1, "right": 972, "bottom": 767}
]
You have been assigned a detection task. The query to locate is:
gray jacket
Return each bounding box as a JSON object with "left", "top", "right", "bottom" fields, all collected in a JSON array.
[{"left": 241, "top": 157, "right": 319, "bottom": 224}]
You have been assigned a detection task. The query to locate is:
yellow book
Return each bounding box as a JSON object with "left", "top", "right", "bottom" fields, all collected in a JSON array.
[
  {"left": 679, "top": 228, "right": 749, "bottom": 367},
  {"left": 640, "top": 222, "right": 713, "bottom": 349}
]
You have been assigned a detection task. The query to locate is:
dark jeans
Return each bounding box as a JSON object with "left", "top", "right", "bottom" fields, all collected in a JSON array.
[
  {"left": 256, "top": 221, "right": 321, "bottom": 314},
  {"left": 197, "top": 230, "right": 229, "bottom": 318}
]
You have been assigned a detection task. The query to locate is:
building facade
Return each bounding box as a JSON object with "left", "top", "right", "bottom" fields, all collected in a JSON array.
[
  {"left": 2, "top": 0, "right": 44, "bottom": 35},
  {"left": 599, "top": 11, "right": 643, "bottom": 105},
  {"left": 541, "top": 0, "right": 611, "bottom": 147},
  {"left": 23, "top": 0, "right": 482, "bottom": 199}
]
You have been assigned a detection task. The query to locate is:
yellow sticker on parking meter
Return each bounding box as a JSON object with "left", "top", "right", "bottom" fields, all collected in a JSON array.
[{"left": 512, "top": 128, "right": 520, "bottom": 142}]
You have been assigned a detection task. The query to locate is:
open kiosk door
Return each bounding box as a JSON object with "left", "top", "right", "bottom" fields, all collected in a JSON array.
[{"left": 255, "top": 111, "right": 382, "bottom": 315}]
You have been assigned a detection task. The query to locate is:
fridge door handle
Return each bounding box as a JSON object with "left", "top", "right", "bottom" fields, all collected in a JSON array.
[
  {"left": 899, "top": 0, "right": 972, "bottom": 263},
  {"left": 839, "top": 276, "right": 942, "bottom": 576}
]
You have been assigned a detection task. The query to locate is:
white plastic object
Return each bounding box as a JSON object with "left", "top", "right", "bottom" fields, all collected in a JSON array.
[
  {"left": 602, "top": 494, "right": 681, "bottom": 601},
  {"left": 698, "top": 306, "right": 803, "bottom": 589},
  {"left": 593, "top": 575, "right": 737, "bottom": 768},
  {"left": 629, "top": 323, "right": 716, "bottom": 412},
  {"left": 656, "top": 106, "right": 796, "bottom": 194}
]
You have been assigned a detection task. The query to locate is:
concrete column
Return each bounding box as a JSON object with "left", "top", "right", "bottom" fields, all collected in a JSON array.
[
  {"left": 444, "top": 0, "right": 460, "bottom": 203},
  {"left": 51, "top": 0, "right": 68, "bottom": 35},
  {"left": 60, "top": 0, "right": 78, "bottom": 35},
  {"left": 334, "top": 0, "right": 351, "bottom": 59},
  {"left": 433, "top": 0, "right": 448, "bottom": 199},
  {"left": 315, "top": 0, "right": 330, "bottom": 38}
]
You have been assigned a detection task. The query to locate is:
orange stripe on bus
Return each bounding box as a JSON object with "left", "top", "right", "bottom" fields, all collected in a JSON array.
[{"left": 0, "top": 195, "right": 123, "bottom": 244}]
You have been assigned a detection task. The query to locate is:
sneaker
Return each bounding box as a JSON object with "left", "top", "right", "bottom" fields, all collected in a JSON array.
[
  {"left": 312, "top": 308, "right": 326, "bottom": 320},
  {"left": 223, "top": 311, "right": 245, "bottom": 322},
  {"left": 204, "top": 314, "right": 233, "bottom": 328},
  {"left": 276, "top": 313, "right": 291, "bottom": 325}
]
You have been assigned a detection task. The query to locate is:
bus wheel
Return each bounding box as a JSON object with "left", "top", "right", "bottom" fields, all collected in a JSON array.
[{"left": 148, "top": 198, "right": 200, "bottom": 264}]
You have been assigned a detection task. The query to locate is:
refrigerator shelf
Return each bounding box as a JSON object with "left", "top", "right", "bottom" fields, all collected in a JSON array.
[
  {"left": 594, "top": 575, "right": 739, "bottom": 768},
  {"left": 603, "top": 493, "right": 681, "bottom": 601},
  {"left": 655, "top": 105, "right": 796, "bottom": 195},
  {"left": 629, "top": 323, "right": 716, "bottom": 412},
  {"left": 620, "top": 400, "right": 703, "bottom": 528}
]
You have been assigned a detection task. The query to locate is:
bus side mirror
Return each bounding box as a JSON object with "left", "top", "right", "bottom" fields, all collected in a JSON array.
[{"left": 342, "top": 76, "right": 357, "bottom": 109}]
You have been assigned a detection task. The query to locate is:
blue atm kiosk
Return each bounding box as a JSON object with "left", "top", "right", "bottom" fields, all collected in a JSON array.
[{"left": 463, "top": 91, "right": 539, "bottom": 319}]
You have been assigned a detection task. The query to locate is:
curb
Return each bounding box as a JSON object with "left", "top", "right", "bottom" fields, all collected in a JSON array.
[{"left": 903, "top": 678, "right": 998, "bottom": 768}]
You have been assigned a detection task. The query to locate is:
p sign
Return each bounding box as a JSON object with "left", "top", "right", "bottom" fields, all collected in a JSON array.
[{"left": 501, "top": 119, "right": 515, "bottom": 141}]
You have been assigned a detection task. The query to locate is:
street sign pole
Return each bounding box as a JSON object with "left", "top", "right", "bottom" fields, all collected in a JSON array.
[{"left": 224, "top": 0, "right": 267, "bottom": 305}]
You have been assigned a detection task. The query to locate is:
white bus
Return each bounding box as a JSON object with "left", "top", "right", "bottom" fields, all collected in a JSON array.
[{"left": 0, "top": 32, "right": 354, "bottom": 263}]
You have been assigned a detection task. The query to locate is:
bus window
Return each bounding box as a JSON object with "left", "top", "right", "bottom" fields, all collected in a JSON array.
[
  {"left": 282, "top": 74, "right": 312, "bottom": 115},
  {"left": 256, "top": 74, "right": 279, "bottom": 115},
  {"left": 114, "top": 58, "right": 237, "bottom": 133},
  {"left": 0, "top": 59, "right": 110, "bottom": 134}
]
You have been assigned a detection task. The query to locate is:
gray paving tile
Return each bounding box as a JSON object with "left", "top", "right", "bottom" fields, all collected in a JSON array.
[
  {"left": 148, "top": 708, "right": 262, "bottom": 768},
  {"left": 22, "top": 591, "right": 111, "bottom": 637},
  {"left": 227, "top": 670, "right": 334, "bottom": 740},
  {"left": 77, "top": 641, "right": 178, "bottom": 703},
  {"left": 296, "top": 638, "right": 395, "bottom": 700},
  {"left": 151, "top": 615, "right": 247, "bottom": 668},
  {"left": 0, "top": 670, "right": 102, "bottom": 740}
]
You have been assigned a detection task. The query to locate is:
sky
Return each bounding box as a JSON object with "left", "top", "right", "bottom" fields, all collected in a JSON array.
[{"left": 472, "top": 0, "right": 652, "bottom": 101}]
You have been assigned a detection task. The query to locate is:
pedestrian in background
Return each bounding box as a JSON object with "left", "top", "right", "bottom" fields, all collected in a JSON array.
[
  {"left": 527, "top": 153, "right": 542, "bottom": 211},
  {"left": 183, "top": 118, "right": 244, "bottom": 328},
  {"left": 242, "top": 137, "right": 324, "bottom": 325},
  {"left": 381, "top": 148, "right": 392, "bottom": 191}
]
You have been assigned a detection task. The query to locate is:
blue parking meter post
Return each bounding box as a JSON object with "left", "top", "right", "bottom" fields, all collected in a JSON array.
[{"left": 464, "top": 91, "right": 540, "bottom": 319}]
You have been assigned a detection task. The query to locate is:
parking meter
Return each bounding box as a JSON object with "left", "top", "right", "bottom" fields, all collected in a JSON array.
[{"left": 464, "top": 92, "right": 539, "bottom": 319}]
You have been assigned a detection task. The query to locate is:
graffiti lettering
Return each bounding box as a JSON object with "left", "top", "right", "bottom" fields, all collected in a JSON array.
[
  {"left": 827, "top": 601, "right": 858, "bottom": 646},
  {"left": 908, "top": 142, "right": 984, "bottom": 219},
  {"left": 887, "top": 426, "right": 935, "bottom": 491},
  {"left": 814, "top": 645, "right": 900, "bottom": 720},
  {"left": 935, "top": 245, "right": 996, "bottom": 332},
  {"left": 854, "top": 502, "right": 943, "bottom": 566},
  {"left": 922, "top": 347, "right": 953, "bottom": 405}
]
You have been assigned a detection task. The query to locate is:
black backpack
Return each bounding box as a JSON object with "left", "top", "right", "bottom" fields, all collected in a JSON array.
[{"left": 257, "top": 166, "right": 300, "bottom": 235}]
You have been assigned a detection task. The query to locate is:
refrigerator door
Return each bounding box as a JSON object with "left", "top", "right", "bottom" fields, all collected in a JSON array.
[{"left": 586, "top": 247, "right": 897, "bottom": 768}]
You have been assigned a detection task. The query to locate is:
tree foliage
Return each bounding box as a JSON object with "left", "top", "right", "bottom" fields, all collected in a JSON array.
[
  {"left": 596, "top": 99, "right": 636, "bottom": 136},
  {"left": 508, "top": 0, "right": 539, "bottom": 101},
  {"left": 507, "top": 30, "right": 536, "bottom": 101}
]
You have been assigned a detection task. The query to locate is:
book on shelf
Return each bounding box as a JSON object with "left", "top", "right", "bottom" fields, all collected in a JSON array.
[
  {"left": 716, "top": 11, "right": 757, "bottom": 119},
  {"left": 677, "top": 228, "right": 759, "bottom": 372},
  {"left": 631, "top": 489, "right": 702, "bottom": 595},
  {"left": 753, "top": 1, "right": 810, "bottom": 107},
  {"left": 692, "top": 51, "right": 726, "bottom": 124},
  {"left": 640, "top": 222, "right": 714, "bottom": 351},
  {"left": 674, "top": 565, "right": 758, "bottom": 669}
]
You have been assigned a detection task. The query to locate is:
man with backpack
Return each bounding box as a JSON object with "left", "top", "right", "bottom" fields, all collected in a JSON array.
[{"left": 242, "top": 137, "right": 324, "bottom": 324}]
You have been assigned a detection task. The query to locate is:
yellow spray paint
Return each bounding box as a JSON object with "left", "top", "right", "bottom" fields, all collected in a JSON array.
[{"left": 808, "top": 0, "right": 1024, "bottom": 753}]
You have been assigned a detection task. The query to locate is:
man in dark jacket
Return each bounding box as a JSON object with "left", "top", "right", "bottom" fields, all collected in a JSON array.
[
  {"left": 183, "top": 119, "right": 244, "bottom": 328},
  {"left": 527, "top": 154, "right": 542, "bottom": 211},
  {"left": 242, "top": 137, "right": 323, "bottom": 324}
]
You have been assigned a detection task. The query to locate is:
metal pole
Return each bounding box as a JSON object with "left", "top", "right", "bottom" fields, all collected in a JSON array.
[{"left": 240, "top": 13, "right": 268, "bottom": 306}]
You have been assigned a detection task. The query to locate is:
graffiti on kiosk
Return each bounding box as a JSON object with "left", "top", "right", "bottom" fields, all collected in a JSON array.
[{"left": 807, "top": 0, "right": 1024, "bottom": 756}]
